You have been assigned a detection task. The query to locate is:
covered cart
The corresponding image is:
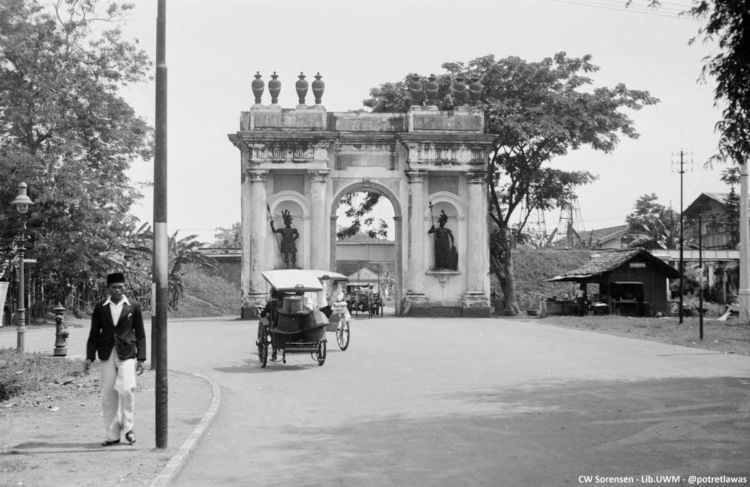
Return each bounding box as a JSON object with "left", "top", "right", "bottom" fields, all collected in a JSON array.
[
  {"left": 309, "top": 269, "right": 350, "bottom": 351},
  {"left": 256, "top": 269, "right": 328, "bottom": 367}
]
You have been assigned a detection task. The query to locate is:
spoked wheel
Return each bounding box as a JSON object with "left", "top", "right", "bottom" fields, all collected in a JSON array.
[
  {"left": 316, "top": 340, "right": 327, "bottom": 366},
  {"left": 336, "top": 319, "right": 350, "bottom": 351},
  {"left": 257, "top": 324, "right": 269, "bottom": 368}
]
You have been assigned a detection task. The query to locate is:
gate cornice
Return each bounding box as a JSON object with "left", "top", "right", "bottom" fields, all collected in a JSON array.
[{"left": 228, "top": 131, "right": 339, "bottom": 147}]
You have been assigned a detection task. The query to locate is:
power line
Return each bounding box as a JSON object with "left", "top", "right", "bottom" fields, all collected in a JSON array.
[
  {"left": 554, "top": 0, "right": 699, "bottom": 20},
  {"left": 576, "top": 0, "right": 693, "bottom": 12},
  {"left": 557, "top": 0, "right": 682, "bottom": 17}
]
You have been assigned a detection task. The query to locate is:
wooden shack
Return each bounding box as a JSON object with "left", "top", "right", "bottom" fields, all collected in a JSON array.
[{"left": 548, "top": 249, "right": 680, "bottom": 316}]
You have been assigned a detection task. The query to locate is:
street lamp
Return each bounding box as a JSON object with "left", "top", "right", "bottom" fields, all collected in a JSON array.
[{"left": 10, "top": 182, "right": 34, "bottom": 352}]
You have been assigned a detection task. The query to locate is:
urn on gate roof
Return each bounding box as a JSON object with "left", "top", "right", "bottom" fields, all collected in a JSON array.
[
  {"left": 295, "top": 72, "right": 309, "bottom": 105},
  {"left": 312, "top": 72, "right": 325, "bottom": 105},
  {"left": 251, "top": 72, "right": 264, "bottom": 105},
  {"left": 268, "top": 72, "right": 281, "bottom": 105}
]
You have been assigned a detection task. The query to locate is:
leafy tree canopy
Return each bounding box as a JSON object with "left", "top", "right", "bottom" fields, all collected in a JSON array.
[
  {"left": 0, "top": 0, "right": 152, "bottom": 301},
  {"left": 365, "top": 53, "right": 657, "bottom": 314},
  {"left": 626, "top": 193, "right": 680, "bottom": 250},
  {"left": 212, "top": 222, "right": 241, "bottom": 248},
  {"left": 336, "top": 192, "right": 389, "bottom": 240}
]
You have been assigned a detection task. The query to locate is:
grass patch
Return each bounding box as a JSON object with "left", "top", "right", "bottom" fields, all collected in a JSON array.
[
  {"left": 0, "top": 349, "right": 88, "bottom": 402},
  {"left": 170, "top": 265, "right": 241, "bottom": 318},
  {"left": 532, "top": 315, "right": 750, "bottom": 356},
  {"left": 510, "top": 247, "right": 592, "bottom": 311}
]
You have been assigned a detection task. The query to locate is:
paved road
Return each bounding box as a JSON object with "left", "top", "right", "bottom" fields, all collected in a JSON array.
[{"left": 4, "top": 316, "right": 750, "bottom": 486}]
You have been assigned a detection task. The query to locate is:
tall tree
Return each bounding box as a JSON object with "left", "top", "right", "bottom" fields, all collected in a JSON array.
[
  {"left": 720, "top": 167, "right": 740, "bottom": 248},
  {"left": 625, "top": 194, "right": 680, "bottom": 249},
  {"left": 212, "top": 222, "right": 241, "bottom": 248},
  {"left": 0, "top": 0, "right": 152, "bottom": 301},
  {"left": 629, "top": 0, "right": 750, "bottom": 164},
  {"left": 365, "top": 53, "right": 657, "bottom": 314}
]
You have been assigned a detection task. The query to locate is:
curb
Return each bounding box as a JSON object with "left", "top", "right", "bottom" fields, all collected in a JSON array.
[{"left": 149, "top": 371, "right": 222, "bottom": 487}]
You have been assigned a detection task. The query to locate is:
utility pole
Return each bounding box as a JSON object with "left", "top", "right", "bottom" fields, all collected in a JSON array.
[
  {"left": 154, "top": 0, "right": 169, "bottom": 449},
  {"left": 739, "top": 162, "right": 749, "bottom": 323},
  {"left": 698, "top": 214, "right": 703, "bottom": 340},
  {"left": 673, "top": 150, "right": 692, "bottom": 323}
]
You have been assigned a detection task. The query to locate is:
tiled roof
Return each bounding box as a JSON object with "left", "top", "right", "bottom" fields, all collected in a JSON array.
[{"left": 548, "top": 248, "right": 680, "bottom": 281}]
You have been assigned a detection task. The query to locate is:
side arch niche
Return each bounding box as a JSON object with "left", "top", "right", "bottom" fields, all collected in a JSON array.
[{"left": 268, "top": 191, "right": 310, "bottom": 270}]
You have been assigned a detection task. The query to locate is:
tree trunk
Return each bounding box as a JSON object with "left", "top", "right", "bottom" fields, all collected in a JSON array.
[
  {"left": 499, "top": 248, "right": 521, "bottom": 315},
  {"left": 490, "top": 226, "right": 520, "bottom": 315}
]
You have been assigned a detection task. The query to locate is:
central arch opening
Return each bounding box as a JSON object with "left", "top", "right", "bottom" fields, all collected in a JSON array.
[{"left": 330, "top": 185, "right": 401, "bottom": 316}]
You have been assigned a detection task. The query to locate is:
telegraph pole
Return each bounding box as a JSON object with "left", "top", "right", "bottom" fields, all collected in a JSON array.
[
  {"left": 739, "top": 162, "right": 750, "bottom": 323},
  {"left": 154, "top": 0, "right": 169, "bottom": 449},
  {"left": 679, "top": 151, "right": 684, "bottom": 323},
  {"left": 673, "top": 150, "right": 692, "bottom": 324},
  {"left": 698, "top": 214, "right": 703, "bottom": 340}
]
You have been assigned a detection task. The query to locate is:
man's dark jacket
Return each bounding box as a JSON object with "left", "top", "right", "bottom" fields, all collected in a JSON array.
[{"left": 86, "top": 299, "right": 146, "bottom": 362}]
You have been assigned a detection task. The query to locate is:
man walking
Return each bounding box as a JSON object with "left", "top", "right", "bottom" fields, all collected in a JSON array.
[{"left": 85, "top": 272, "right": 146, "bottom": 446}]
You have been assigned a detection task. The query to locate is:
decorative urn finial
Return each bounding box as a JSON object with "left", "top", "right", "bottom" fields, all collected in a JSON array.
[
  {"left": 295, "top": 72, "right": 308, "bottom": 105},
  {"left": 408, "top": 74, "right": 424, "bottom": 107},
  {"left": 469, "top": 76, "right": 483, "bottom": 105},
  {"left": 251, "top": 72, "right": 265, "bottom": 104},
  {"left": 425, "top": 74, "right": 439, "bottom": 106},
  {"left": 453, "top": 76, "right": 468, "bottom": 107},
  {"left": 312, "top": 72, "right": 325, "bottom": 105},
  {"left": 268, "top": 72, "right": 281, "bottom": 105}
]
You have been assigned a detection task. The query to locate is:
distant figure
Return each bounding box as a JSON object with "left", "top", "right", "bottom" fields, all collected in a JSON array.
[
  {"left": 270, "top": 209, "right": 300, "bottom": 268},
  {"left": 575, "top": 283, "right": 588, "bottom": 316},
  {"left": 429, "top": 210, "right": 457, "bottom": 270}
]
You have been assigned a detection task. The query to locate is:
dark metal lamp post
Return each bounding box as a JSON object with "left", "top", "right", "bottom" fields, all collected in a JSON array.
[{"left": 10, "top": 182, "right": 34, "bottom": 352}]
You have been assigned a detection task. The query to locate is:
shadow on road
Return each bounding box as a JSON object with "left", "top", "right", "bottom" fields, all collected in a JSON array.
[
  {"left": 244, "top": 376, "right": 750, "bottom": 486},
  {"left": 214, "top": 357, "right": 325, "bottom": 374}
]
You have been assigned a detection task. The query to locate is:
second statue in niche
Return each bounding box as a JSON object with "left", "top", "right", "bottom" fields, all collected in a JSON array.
[
  {"left": 270, "top": 209, "right": 300, "bottom": 268},
  {"left": 429, "top": 209, "right": 458, "bottom": 270}
]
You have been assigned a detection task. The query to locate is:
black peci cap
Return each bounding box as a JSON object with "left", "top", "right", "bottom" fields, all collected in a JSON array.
[{"left": 106, "top": 272, "right": 125, "bottom": 285}]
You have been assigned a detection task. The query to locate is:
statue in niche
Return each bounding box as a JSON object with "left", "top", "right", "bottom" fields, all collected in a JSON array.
[
  {"left": 428, "top": 208, "right": 458, "bottom": 270},
  {"left": 270, "top": 209, "right": 300, "bottom": 268}
]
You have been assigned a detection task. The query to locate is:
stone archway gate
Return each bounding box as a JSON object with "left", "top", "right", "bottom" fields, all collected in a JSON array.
[{"left": 228, "top": 82, "right": 495, "bottom": 318}]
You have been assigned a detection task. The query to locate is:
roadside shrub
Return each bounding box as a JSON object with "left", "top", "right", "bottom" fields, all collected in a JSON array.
[{"left": 0, "top": 348, "right": 85, "bottom": 402}]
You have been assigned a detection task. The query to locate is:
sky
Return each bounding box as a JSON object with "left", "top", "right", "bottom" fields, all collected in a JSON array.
[{"left": 115, "top": 0, "right": 727, "bottom": 243}]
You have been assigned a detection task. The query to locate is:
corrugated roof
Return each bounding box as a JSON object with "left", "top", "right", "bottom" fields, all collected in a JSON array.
[
  {"left": 684, "top": 192, "right": 748, "bottom": 216},
  {"left": 703, "top": 192, "right": 729, "bottom": 204},
  {"left": 548, "top": 248, "right": 680, "bottom": 282},
  {"left": 579, "top": 224, "right": 629, "bottom": 247}
]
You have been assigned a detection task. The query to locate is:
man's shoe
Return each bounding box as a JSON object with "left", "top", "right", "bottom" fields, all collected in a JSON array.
[
  {"left": 125, "top": 430, "right": 136, "bottom": 444},
  {"left": 102, "top": 439, "right": 120, "bottom": 446}
]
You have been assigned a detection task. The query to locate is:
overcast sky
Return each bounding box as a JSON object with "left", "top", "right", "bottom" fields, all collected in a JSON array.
[{"left": 117, "top": 0, "right": 725, "bottom": 242}]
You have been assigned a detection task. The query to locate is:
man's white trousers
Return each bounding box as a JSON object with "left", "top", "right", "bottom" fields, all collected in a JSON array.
[{"left": 100, "top": 347, "right": 136, "bottom": 441}]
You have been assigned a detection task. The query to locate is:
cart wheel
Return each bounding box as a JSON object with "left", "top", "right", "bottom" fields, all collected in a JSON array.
[
  {"left": 316, "top": 340, "right": 327, "bottom": 366},
  {"left": 336, "top": 319, "right": 350, "bottom": 351}
]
